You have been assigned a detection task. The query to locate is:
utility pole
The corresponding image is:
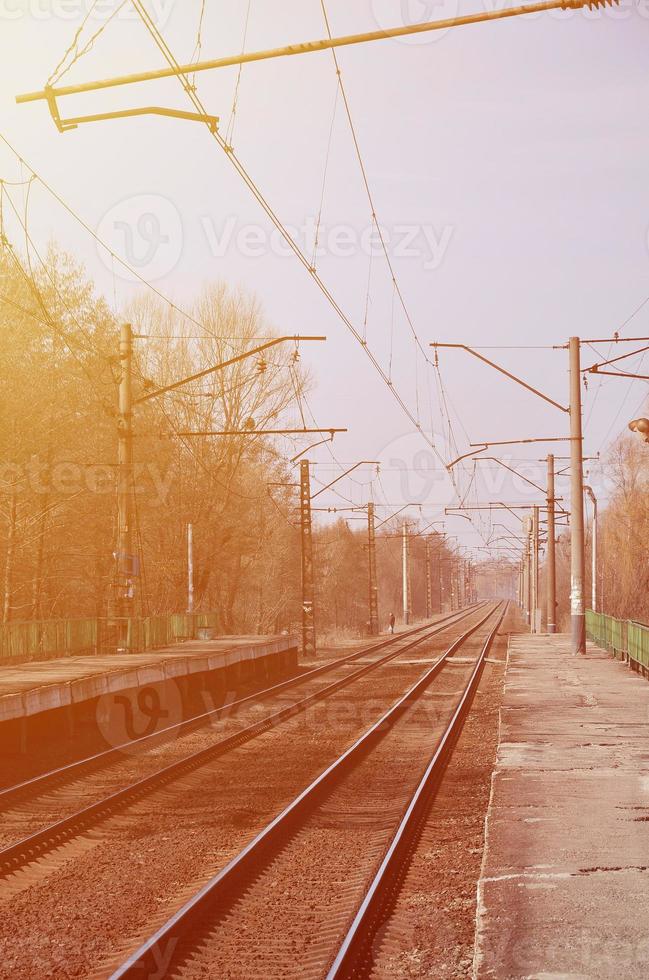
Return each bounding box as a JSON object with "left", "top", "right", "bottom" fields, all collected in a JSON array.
[
  {"left": 585, "top": 486, "right": 598, "bottom": 613},
  {"left": 546, "top": 454, "right": 557, "bottom": 633},
  {"left": 300, "top": 460, "right": 316, "bottom": 657},
  {"left": 569, "top": 337, "right": 586, "bottom": 654},
  {"left": 187, "top": 523, "right": 194, "bottom": 614},
  {"left": 425, "top": 537, "right": 432, "bottom": 619},
  {"left": 522, "top": 517, "right": 531, "bottom": 626},
  {"left": 116, "top": 322, "right": 135, "bottom": 653},
  {"left": 367, "top": 502, "right": 379, "bottom": 636},
  {"left": 532, "top": 505, "right": 540, "bottom": 633},
  {"left": 402, "top": 521, "right": 410, "bottom": 625}
]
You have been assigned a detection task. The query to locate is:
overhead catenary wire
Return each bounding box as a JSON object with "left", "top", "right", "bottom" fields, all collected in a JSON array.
[
  {"left": 224, "top": 0, "right": 253, "bottom": 149},
  {"left": 129, "top": 2, "right": 446, "bottom": 464},
  {"left": 48, "top": 0, "right": 129, "bottom": 87},
  {"left": 0, "top": 132, "right": 243, "bottom": 354},
  {"left": 9, "top": 14, "right": 479, "bottom": 547},
  {"left": 22, "top": 6, "right": 505, "bottom": 556}
]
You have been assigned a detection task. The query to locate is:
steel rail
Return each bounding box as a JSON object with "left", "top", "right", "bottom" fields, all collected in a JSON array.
[
  {"left": 0, "top": 604, "right": 484, "bottom": 808},
  {"left": 327, "top": 604, "right": 508, "bottom": 978},
  {"left": 0, "top": 607, "right": 488, "bottom": 877},
  {"left": 109, "top": 603, "right": 504, "bottom": 979}
]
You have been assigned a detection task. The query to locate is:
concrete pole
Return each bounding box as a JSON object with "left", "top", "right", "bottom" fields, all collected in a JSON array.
[
  {"left": 402, "top": 521, "right": 410, "bottom": 625},
  {"left": 592, "top": 496, "right": 597, "bottom": 614},
  {"left": 300, "top": 460, "right": 316, "bottom": 657},
  {"left": 367, "top": 502, "right": 379, "bottom": 636},
  {"left": 527, "top": 525, "right": 532, "bottom": 630},
  {"left": 546, "top": 454, "right": 557, "bottom": 633},
  {"left": 425, "top": 537, "right": 432, "bottom": 620},
  {"left": 532, "top": 505, "right": 540, "bottom": 634},
  {"left": 569, "top": 337, "right": 586, "bottom": 654},
  {"left": 522, "top": 518, "right": 531, "bottom": 626},
  {"left": 585, "top": 486, "right": 598, "bottom": 613},
  {"left": 187, "top": 523, "right": 194, "bottom": 614},
  {"left": 117, "top": 322, "right": 134, "bottom": 653}
]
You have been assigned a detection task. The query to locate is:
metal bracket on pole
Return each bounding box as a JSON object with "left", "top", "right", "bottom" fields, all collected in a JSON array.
[{"left": 54, "top": 106, "right": 220, "bottom": 133}]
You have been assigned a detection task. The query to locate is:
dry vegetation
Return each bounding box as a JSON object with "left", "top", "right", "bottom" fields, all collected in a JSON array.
[{"left": 0, "top": 245, "right": 456, "bottom": 635}]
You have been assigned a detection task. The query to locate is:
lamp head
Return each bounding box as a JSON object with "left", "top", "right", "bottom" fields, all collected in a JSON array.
[{"left": 628, "top": 418, "right": 649, "bottom": 443}]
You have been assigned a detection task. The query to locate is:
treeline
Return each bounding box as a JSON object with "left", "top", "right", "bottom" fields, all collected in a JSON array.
[
  {"left": 549, "top": 435, "right": 649, "bottom": 628},
  {"left": 0, "top": 244, "right": 455, "bottom": 635}
]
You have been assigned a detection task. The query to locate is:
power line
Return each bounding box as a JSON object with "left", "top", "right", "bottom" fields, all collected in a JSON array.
[
  {"left": 0, "top": 131, "right": 241, "bottom": 353},
  {"left": 128, "top": 1, "right": 494, "bottom": 556},
  {"left": 130, "top": 2, "right": 443, "bottom": 459}
]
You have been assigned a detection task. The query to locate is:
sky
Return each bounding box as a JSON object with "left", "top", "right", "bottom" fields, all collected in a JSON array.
[{"left": 1, "top": 0, "right": 649, "bottom": 559}]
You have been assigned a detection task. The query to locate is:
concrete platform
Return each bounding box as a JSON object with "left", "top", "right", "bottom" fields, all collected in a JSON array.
[
  {"left": 474, "top": 633, "right": 649, "bottom": 980},
  {"left": 0, "top": 634, "right": 297, "bottom": 724}
]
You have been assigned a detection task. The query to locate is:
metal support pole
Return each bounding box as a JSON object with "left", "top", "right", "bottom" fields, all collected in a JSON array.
[
  {"left": 546, "top": 455, "right": 557, "bottom": 633},
  {"left": 16, "top": 0, "right": 607, "bottom": 112},
  {"left": 532, "top": 505, "right": 540, "bottom": 633},
  {"left": 585, "top": 486, "right": 598, "bottom": 613},
  {"left": 402, "top": 521, "right": 410, "bottom": 625},
  {"left": 368, "top": 502, "right": 379, "bottom": 636},
  {"left": 116, "top": 322, "right": 134, "bottom": 653},
  {"left": 300, "top": 460, "right": 316, "bottom": 658},
  {"left": 425, "top": 537, "right": 432, "bottom": 620},
  {"left": 522, "top": 518, "right": 531, "bottom": 626},
  {"left": 187, "top": 523, "right": 194, "bottom": 614},
  {"left": 592, "top": 497, "right": 597, "bottom": 614},
  {"left": 569, "top": 337, "right": 586, "bottom": 654},
  {"left": 527, "top": 527, "right": 532, "bottom": 628}
]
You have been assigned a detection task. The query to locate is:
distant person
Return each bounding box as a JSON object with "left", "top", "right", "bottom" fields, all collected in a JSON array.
[{"left": 389, "top": 612, "right": 396, "bottom": 634}]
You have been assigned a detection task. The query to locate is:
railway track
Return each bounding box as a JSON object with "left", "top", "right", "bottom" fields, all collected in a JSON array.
[
  {"left": 110, "top": 602, "right": 507, "bottom": 980},
  {"left": 0, "top": 604, "right": 488, "bottom": 875},
  {"left": 0, "top": 604, "right": 483, "bottom": 810}
]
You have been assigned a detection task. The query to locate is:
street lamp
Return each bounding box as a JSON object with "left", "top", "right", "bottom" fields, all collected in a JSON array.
[{"left": 628, "top": 418, "right": 649, "bottom": 443}]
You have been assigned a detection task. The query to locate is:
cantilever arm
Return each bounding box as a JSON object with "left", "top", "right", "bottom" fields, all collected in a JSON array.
[
  {"left": 431, "top": 343, "right": 568, "bottom": 413},
  {"left": 310, "top": 461, "right": 378, "bottom": 501},
  {"left": 479, "top": 458, "right": 547, "bottom": 495},
  {"left": 447, "top": 444, "right": 488, "bottom": 470},
  {"left": 53, "top": 106, "right": 219, "bottom": 134},
  {"left": 135, "top": 335, "right": 325, "bottom": 404}
]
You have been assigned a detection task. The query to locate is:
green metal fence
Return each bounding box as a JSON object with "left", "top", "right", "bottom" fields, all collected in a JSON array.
[
  {"left": 0, "top": 618, "right": 99, "bottom": 661},
  {"left": 586, "top": 609, "right": 649, "bottom": 672},
  {"left": 0, "top": 612, "right": 221, "bottom": 663}
]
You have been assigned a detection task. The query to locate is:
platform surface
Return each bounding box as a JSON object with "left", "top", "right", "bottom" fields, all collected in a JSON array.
[
  {"left": 474, "top": 633, "right": 649, "bottom": 979},
  {"left": 0, "top": 635, "right": 297, "bottom": 722}
]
